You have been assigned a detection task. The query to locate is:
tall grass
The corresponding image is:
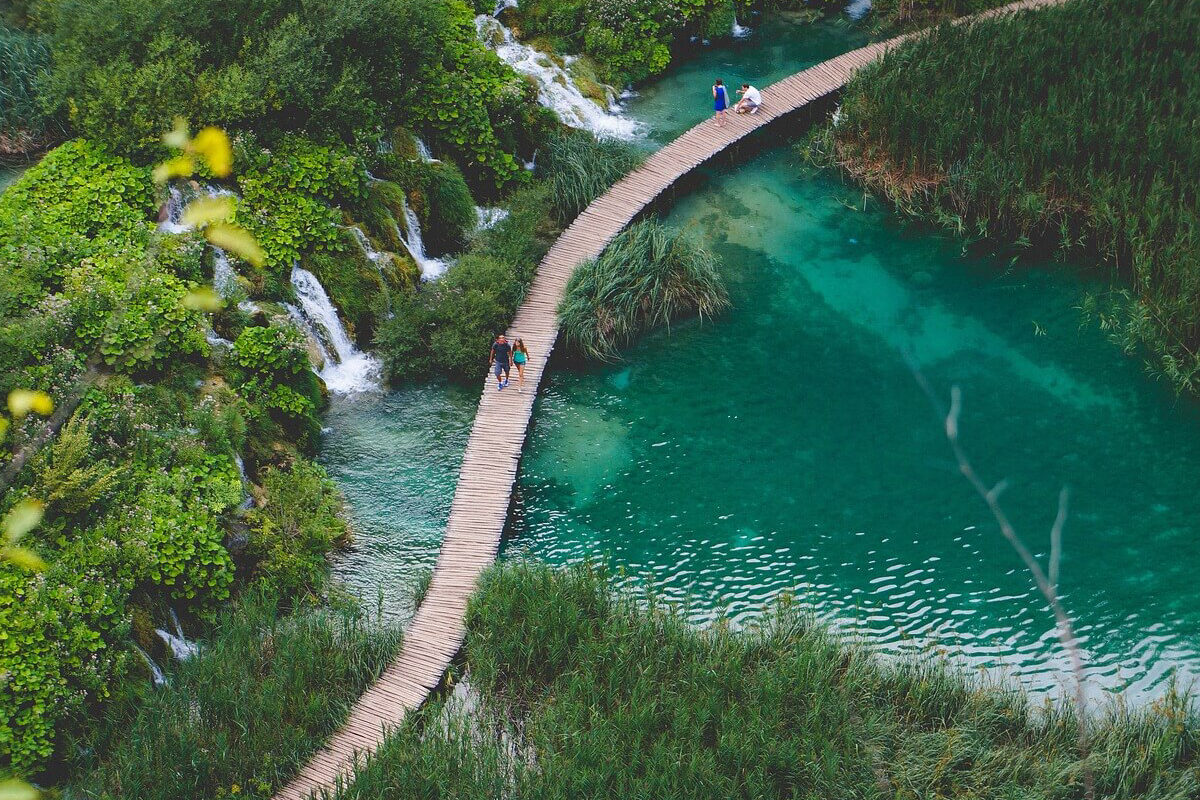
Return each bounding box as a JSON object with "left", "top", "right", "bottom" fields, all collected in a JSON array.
[
  {"left": 338, "top": 561, "right": 1200, "bottom": 799},
  {"left": 0, "top": 24, "right": 53, "bottom": 158},
  {"left": 543, "top": 130, "right": 644, "bottom": 223},
  {"left": 814, "top": 0, "right": 1200, "bottom": 393},
  {"left": 65, "top": 595, "right": 401, "bottom": 800},
  {"left": 869, "top": 0, "right": 1010, "bottom": 30},
  {"left": 559, "top": 220, "right": 728, "bottom": 360}
]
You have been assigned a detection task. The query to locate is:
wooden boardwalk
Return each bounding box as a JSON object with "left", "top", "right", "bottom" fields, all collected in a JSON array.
[{"left": 275, "top": 2, "right": 1063, "bottom": 797}]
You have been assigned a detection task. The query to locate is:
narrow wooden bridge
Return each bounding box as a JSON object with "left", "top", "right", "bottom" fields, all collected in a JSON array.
[{"left": 276, "top": 2, "right": 1062, "bottom": 796}]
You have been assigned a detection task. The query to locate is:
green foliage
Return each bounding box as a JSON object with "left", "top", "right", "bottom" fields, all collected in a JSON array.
[
  {"left": 234, "top": 137, "right": 366, "bottom": 277},
  {"left": 37, "top": 0, "right": 537, "bottom": 186},
  {"left": 543, "top": 131, "right": 644, "bottom": 224},
  {"left": 232, "top": 324, "right": 321, "bottom": 438},
  {"left": 826, "top": 0, "right": 1200, "bottom": 394},
  {"left": 869, "top": 0, "right": 1011, "bottom": 31},
  {"left": 511, "top": 0, "right": 742, "bottom": 83},
  {"left": 0, "top": 140, "right": 154, "bottom": 315},
  {"left": 560, "top": 220, "right": 728, "bottom": 360},
  {"left": 246, "top": 462, "right": 348, "bottom": 598},
  {"left": 0, "top": 24, "right": 55, "bottom": 157},
  {"left": 67, "top": 594, "right": 401, "bottom": 800},
  {"left": 342, "top": 560, "right": 1200, "bottom": 800},
  {"left": 420, "top": 161, "right": 477, "bottom": 255}
]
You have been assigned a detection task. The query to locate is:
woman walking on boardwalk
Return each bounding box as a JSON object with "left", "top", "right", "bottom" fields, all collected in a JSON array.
[
  {"left": 713, "top": 79, "right": 729, "bottom": 128},
  {"left": 512, "top": 339, "right": 530, "bottom": 393}
]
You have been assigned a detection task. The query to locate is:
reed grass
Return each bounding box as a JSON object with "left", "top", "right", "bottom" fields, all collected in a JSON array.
[
  {"left": 0, "top": 24, "right": 53, "bottom": 158},
  {"left": 559, "top": 220, "right": 728, "bottom": 360},
  {"left": 815, "top": 0, "right": 1200, "bottom": 394},
  {"left": 65, "top": 594, "right": 401, "bottom": 800},
  {"left": 338, "top": 560, "right": 1200, "bottom": 799},
  {"left": 543, "top": 131, "right": 644, "bottom": 223}
]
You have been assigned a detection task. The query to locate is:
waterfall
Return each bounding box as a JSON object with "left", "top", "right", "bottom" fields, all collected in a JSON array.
[
  {"left": 234, "top": 454, "right": 254, "bottom": 510},
  {"left": 475, "top": 15, "right": 642, "bottom": 140},
  {"left": 212, "top": 248, "right": 238, "bottom": 298},
  {"left": 160, "top": 185, "right": 242, "bottom": 298},
  {"left": 845, "top": 0, "right": 872, "bottom": 20},
  {"left": 475, "top": 206, "right": 509, "bottom": 232},
  {"left": 133, "top": 644, "right": 167, "bottom": 687},
  {"left": 288, "top": 265, "right": 382, "bottom": 393},
  {"left": 523, "top": 149, "right": 538, "bottom": 172},
  {"left": 205, "top": 328, "right": 233, "bottom": 348},
  {"left": 345, "top": 225, "right": 395, "bottom": 312},
  {"left": 493, "top": 0, "right": 518, "bottom": 14},
  {"left": 413, "top": 137, "right": 440, "bottom": 163},
  {"left": 394, "top": 200, "right": 450, "bottom": 281},
  {"left": 731, "top": 16, "right": 752, "bottom": 38},
  {"left": 155, "top": 609, "right": 199, "bottom": 661}
]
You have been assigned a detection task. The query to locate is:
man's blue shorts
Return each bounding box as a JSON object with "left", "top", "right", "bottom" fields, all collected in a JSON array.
[{"left": 494, "top": 361, "right": 510, "bottom": 378}]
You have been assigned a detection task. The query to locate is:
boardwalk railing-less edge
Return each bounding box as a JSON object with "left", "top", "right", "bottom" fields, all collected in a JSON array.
[{"left": 276, "top": 2, "right": 1064, "bottom": 796}]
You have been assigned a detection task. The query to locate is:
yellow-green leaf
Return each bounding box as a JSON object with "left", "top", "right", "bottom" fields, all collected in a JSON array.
[
  {"left": 2, "top": 546, "right": 47, "bottom": 573},
  {"left": 192, "top": 127, "right": 233, "bottom": 177},
  {"left": 206, "top": 223, "right": 265, "bottom": 267},
  {"left": 183, "top": 287, "right": 224, "bottom": 312},
  {"left": 181, "top": 195, "right": 234, "bottom": 228},
  {"left": 8, "top": 389, "right": 54, "bottom": 418},
  {"left": 4, "top": 499, "right": 44, "bottom": 542},
  {"left": 153, "top": 155, "right": 195, "bottom": 183},
  {"left": 163, "top": 117, "right": 190, "bottom": 150}
]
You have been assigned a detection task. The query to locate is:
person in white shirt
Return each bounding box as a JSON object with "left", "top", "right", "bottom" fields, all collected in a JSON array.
[{"left": 735, "top": 83, "right": 762, "bottom": 114}]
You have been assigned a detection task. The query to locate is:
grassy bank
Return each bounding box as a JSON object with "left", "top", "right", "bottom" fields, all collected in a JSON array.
[
  {"left": 338, "top": 560, "right": 1200, "bottom": 799},
  {"left": 64, "top": 594, "right": 401, "bottom": 800},
  {"left": 807, "top": 0, "right": 1200, "bottom": 393}
]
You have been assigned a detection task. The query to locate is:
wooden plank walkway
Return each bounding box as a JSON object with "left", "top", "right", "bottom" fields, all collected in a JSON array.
[{"left": 275, "top": 2, "right": 1065, "bottom": 797}]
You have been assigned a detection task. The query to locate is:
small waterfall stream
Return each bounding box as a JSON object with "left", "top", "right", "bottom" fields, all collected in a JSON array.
[
  {"left": 133, "top": 644, "right": 167, "bottom": 687},
  {"left": 155, "top": 608, "right": 199, "bottom": 661},
  {"left": 160, "top": 185, "right": 242, "bottom": 299},
  {"left": 393, "top": 200, "right": 450, "bottom": 281},
  {"left": 289, "top": 265, "right": 382, "bottom": 394},
  {"left": 731, "top": 16, "right": 752, "bottom": 38},
  {"left": 475, "top": 15, "right": 642, "bottom": 140}
]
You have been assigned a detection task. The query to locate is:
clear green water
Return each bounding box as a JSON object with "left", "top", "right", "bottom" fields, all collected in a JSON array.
[{"left": 321, "top": 13, "right": 1200, "bottom": 700}]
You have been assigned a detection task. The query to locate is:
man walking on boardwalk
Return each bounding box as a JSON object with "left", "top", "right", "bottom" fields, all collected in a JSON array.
[{"left": 490, "top": 333, "right": 513, "bottom": 391}]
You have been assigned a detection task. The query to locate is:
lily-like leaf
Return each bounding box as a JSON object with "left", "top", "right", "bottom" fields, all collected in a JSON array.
[
  {"left": 8, "top": 389, "right": 54, "bottom": 418},
  {"left": 153, "top": 155, "right": 195, "bottom": 183},
  {"left": 183, "top": 287, "right": 224, "bottom": 312},
  {"left": 206, "top": 223, "right": 265, "bottom": 267},
  {"left": 4, "top": 499, "right": 44, "bottom": 543},
  {"left": 192, "top": 127, "right": 233, "bottom": 177},
  {"left": 181, "top": 195, "right": 234, "bottom": 228}
]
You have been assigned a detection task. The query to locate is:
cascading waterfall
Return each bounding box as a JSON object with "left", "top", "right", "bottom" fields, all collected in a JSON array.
[
  {"left": 160, "top": 185, "right": 242, "bottom": 298},
  {"left": 413, "top": 137, "right": 439, "bottom": 163},
  {"left": 289, "top": 265, "right": 382, "bottom": 393},
  {"left": 345, "top": 225, "right": 395, "bottom": 313},
  {"left": 394, "top": 199, "right": 450, "bottom": 281},
  {"left": 155, "top": 608, "right": 199, "bottom": 661},
  {"left": 731, "top": 15, "right": 752, "bottom": 38},
  {"left": 845, "top": 0, "right": 872, "bottom": 20},
  {"left": 234, "top": 454, "right": 254, "bottom": 510},
  {"left": 475, "top": 206, "right": 509, "bottom": 231},
  {"left": 474, "top": 15, "right": 642, "bottom": 140},
  {"left": 133, "top": 644, "right": 167, "bottom": 687}
]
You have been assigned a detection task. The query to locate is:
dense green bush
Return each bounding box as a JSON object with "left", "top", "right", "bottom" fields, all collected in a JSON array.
[
  {"left": 66, "top": 594, "right": 401, "bottom": 800},
  {"left": 560, "top": 220, "right": 727, "bottom": 360},
  {"left": 37, "top": 0, "right": 537, "bottom": 187},
  {"left": 818, "top": 0, "right": 1200, "bottom": 392},
  {"left": 342, "top": 560, "right": 1200, "bottom": 800},
  {"left": 232, "top": 323, "right": 323, "bottom": 444},
  {"left": 869, "top": 0, "right": 1011, "bottom": 30},
  {"left": 245, "top": 461, "right": 348, "bottom": 598}
]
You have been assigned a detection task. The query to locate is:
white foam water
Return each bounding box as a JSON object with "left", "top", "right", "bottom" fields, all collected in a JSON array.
[
  {"left": 289, "top": 265, "right": 382, "bottom": 394},
  {"left": 394, "top": 200, "right": 450, "bottom": 281},
  {"left": 414, "top": 137, "right": 440, "bottom": 163},
  {"left": 475, "top": 15, "right": 642, "bottom": 140},
  {"left": 475, "top": 206, "right": 509, "bottom": 231},
  {"left": 845, "top": 0, "right": 872, "bottom": 20},
  {"left": 132, "top": 644, "right": 167, "bottom": 687},
  {"left": 731, "top": 16, "right": 752, "bottom": 38}
]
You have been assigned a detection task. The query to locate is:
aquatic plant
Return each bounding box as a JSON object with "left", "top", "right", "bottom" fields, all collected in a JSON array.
[
  {"left": 339, "top": 559, "right": 1200, "bottom": 799},
  {"left": 818, "top": 0, "right": 1200, "bottom": 394},
  {"left": 559, "top": 220, "right": 728, "bottom": 361}
]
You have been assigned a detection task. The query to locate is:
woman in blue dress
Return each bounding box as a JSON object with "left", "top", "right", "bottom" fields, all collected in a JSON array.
[{"left": 712, "top": 79, "right": 728, "bottom": 128}]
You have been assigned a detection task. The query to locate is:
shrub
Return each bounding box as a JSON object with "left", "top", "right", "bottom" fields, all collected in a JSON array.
[
  {"left": 246, "top": 461, "right": 348, "bottom": 598},
  {"left": 420, "top": 161, "right": 476, "bottom": 256},
  {"left": 231, "top": 323, "right": 323, "bottom": 444},
  {"left": 559, "top": 220, "right": 728, "bottom": 360}
]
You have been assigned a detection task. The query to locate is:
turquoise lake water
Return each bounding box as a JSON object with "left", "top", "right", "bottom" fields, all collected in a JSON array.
[{"left": 322, "top": 12, "right": 1200, "bottom": 701}]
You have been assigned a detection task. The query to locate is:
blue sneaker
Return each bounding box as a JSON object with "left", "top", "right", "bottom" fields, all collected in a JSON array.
[
  {"left": 497, "top": 382, "right": 504, "bottom": 391},
  {"left": 501, "top": 379, "right": 509, "bottom": 389}
]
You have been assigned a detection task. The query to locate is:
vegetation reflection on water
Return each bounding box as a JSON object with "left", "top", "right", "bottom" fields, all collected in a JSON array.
[{"left": 321, "top": 14, "right": 1200, "bottom": 701}]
